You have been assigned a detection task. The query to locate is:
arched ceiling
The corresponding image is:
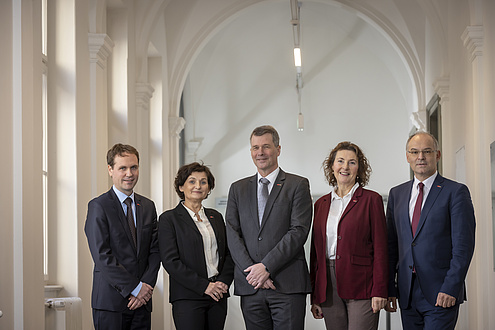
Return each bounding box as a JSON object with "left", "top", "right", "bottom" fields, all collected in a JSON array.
[{"left": 179, "top": 0, "right": 418, "bottom": 195}]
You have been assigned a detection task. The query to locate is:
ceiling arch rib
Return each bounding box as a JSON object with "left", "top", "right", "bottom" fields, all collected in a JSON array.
[{"left": 163, "top": 0, "right": 430, "bottom": 121}]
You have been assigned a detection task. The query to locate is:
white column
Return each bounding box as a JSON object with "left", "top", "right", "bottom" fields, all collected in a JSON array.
[
  {"left": 433, "top": 76, "right": 452, "bottom": 176},
  {"left": 88, "top": 33, "right": 114, "bottom": 196},
  {"left": 135, "top": 82, "right": 154, "bottom": 196},
  {"left": 461, "top": 24, "right": 493, "bottom": 329}
]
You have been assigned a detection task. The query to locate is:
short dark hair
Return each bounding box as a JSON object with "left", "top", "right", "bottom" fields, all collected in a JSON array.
[
  {"left": 250, "top": 125, "right": 280, "bottom": 147},
  {"left": 107, "top": 144, "right": 140, "bottom": 167},
  {"left": 323, "top": 141, "right": 372, "bottom": 187},
  {"left": 174, "top": 162, "right": 215, "bottom": 200},
  {"left": 406, "top": 131, "right": 439, "bottom": 150}
]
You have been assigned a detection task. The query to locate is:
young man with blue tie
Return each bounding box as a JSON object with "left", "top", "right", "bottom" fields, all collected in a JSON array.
[{"left": 85, "top": 144, "right": 160, "bottom": 329}]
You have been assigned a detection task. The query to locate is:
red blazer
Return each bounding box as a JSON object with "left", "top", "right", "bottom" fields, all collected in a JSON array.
[{"left": 310, "top": 186, "right": 388, "bottom": 304}]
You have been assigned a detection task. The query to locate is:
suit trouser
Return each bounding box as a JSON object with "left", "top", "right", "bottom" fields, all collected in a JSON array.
[
  {"left": 240, "top": 289, "right": 306, "bottom": 330},
  {"left": 400, "top": 273, "right": 459, "bottom": 330},
  {"left": 320, "top": 259, "right": 379, "bottom": 330},
  {"left": 92, "top": 305, "right": 151, "bottom": 330},
  {"left": 172, "top": 297, "right": 228, "bottom": 330}
]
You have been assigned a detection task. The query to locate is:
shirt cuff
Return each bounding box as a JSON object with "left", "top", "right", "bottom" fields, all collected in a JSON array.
[{"left": 131, "top": 282, "right": 142, "bottom": 297}]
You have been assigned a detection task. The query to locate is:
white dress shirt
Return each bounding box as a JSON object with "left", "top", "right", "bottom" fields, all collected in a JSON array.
[
  {"left": 326, "top": 182, "right": 360, "bottom": 259},
  {"left": 257, "top": 167, "right": 280, "bottom": 195},
  {"left": 182, "top": 203, "right": 219, "bottom": 278},
  {"left": 408, "top": 172, "right": 438, "bottom": 224}
]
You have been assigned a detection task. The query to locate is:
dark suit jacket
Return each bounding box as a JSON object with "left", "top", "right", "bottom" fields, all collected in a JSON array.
[
  {"left": 85, "top": 188, "right": 160, "bottom": 312},
  {"left": 226, "top": 169, "right": 313, "bottom": 295},
  {"left": 387, "top": 174, "right": 476, "bottom": 308},
  {"left": 158, "top": 202, "right": 234, "bottom": 303},
  {"left": 310, "top": 186, "right": 388, "bottom": 304}
]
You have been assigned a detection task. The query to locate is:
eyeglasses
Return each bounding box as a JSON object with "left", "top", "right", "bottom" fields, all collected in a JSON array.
[{"left": 407, "top": 149, "right": 437, "bottom": 156}]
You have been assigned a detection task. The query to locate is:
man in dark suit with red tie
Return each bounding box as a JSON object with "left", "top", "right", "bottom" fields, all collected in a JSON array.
[
  {"left": 386, "top": 132, "right": 476, "bottom": 330},
  {"left": 85, "top": 144, "right": 160, "bottom": 329}
]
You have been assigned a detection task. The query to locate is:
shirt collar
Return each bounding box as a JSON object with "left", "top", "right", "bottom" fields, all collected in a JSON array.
[
  {"left": 181, "top": 202, "right": 206, "bottom": 222},
  {"left": 413, "top": 171, "right": 438, "bottom": 191},
  {"left": 331, "top": 182, "right": 360, "bottom": 200},
  {"left": 112, "top": 185, "right": 135, "bottom": 204},
  {"left": 257, "top": 167, "right": 280, "bottom": 183}
]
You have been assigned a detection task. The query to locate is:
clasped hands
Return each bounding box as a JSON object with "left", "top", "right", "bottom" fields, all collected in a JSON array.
[
  {"left": 244, "top": 263, "right": 276, "bottom": 290},
  {"left": 205, "top": 281, "right": 229, "bottom": 302},
  {"left": 128, "top": 283, "right": 153, "bottom": 310}
]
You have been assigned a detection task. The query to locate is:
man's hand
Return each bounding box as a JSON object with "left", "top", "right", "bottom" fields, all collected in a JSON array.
[
  {"left": 205, "top": 281, "right": 229, "bottom": 302},
  {"left": 435, "top": 292, "right": 456, "bottom": 308},
  {"left": 244, "top": 263, "right": 271, "bottom": 289},
  {"left": 136, "top": 283, "right": 154, "bottom": 303},
  {"left": 128, "top": 282, "right": 154, "bottom": 310},
  {"left": 127, "top": 296, "right": 144, "bottom": 310},
  {"left": 371, "top": 297, "right": 387, "bottom": 313},
  {"left": 260, "top": 278, "right": 276, "bottom": 290},
  {"left": 311, "top": 304, "right": 324, "bottom": 319},
  {"left": 385, "top": 297, "right": 397, "bottom": 312}
]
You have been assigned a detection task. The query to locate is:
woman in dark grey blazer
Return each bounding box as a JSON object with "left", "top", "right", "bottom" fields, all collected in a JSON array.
[{"left": 158, "top": 162, "right": 234, "bottom": 330}]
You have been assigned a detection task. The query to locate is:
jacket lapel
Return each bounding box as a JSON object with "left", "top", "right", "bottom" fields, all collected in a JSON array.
[
  {"left": 249, "top": 174, "right": 260, "bottom": 229},
  {"left": 177, "top": 202, "right": 202, "bottom": 234},
  {"left": 205, "top": 209, "right": 224, "bottom": 250},
  {"left": 402, "top": 180, "right": 414, "bottom": 237},
  {"left": 414, "top": 175, "right": 444, "bottom": 238},
  {"left": 340, "top": 186, "right": 362, "bottom": 221}
]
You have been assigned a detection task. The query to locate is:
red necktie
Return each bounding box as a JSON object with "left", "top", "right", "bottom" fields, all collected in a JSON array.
[{"left": 411, "top": 182, "right": 424, "bottom": 236}]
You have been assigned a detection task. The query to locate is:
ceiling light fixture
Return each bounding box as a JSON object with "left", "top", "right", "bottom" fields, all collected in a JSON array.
[{"left": 291, "top": 0, "right": 304, "bottom": 131}]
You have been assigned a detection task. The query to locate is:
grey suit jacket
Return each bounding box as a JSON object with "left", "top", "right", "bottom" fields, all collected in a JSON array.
[{"left": 226, "top": 169, "right": 313, "bottom": 295}]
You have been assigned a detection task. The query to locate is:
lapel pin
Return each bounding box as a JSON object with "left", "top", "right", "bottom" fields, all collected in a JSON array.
[
  {"left": 353, "top": 199, "right": 357, "bottom": 202},
  {"left": 437, "top": 185, "right": 441, "bottom": 188},
  {"left": 277, "top": 183, "right": 282, "bottom": 186}
]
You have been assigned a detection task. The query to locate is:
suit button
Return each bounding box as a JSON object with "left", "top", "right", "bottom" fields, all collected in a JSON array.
[
  {"left": 412, "top": 243, "right": 416, "bottom": 247},
  {"left": 336, "top": 255, "right": 341, "bottom": 259},
  {"left": 409, "top": 265, "right": 413, "bottom": 269},
  {"left": 338, "top": 236, "right": 342, "bottom": 240},
  {"left": 258, "top": 237, "right": 262, "bottom": 241}
]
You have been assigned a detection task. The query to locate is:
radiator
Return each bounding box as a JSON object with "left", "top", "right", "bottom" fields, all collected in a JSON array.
[{"left": 45, "top": 297, "right": 82, "bottom": 330}]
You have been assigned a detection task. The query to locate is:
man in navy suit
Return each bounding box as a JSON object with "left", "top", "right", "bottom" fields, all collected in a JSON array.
[
  {"left": 85, "top": 144, "right": 160, "bottom": 329},
  {"left": 226, "top": 125, "right": 313, "bottom": 330},
  {"left": 386, "top": 132, "right": 475, "bottom": 330}
]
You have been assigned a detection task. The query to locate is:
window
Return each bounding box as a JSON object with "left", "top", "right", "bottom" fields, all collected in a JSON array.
[{"left": 427, "top": 94, "right": 442, "bottom": 174}]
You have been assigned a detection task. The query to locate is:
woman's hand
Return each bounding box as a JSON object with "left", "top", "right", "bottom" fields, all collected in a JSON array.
[
  {"left": 371, "top": 297, "right": 387, "bottom": 313},
  {"left": 311, "top": 304, "right": 324, "bottom": 319},
  {"left": 205, "top": 281, "right": 228, "bottom": 302}
]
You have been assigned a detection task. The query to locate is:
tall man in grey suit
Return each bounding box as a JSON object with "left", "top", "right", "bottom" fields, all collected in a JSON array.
[
  {"left": 226, "top": 125, "right": 313, "bottom": 330},
  {"left": 85, "top": 144, "right": 160, "bottom": 329},
  {"left": 386, "top": 132, "right": 475, "bottom": 330}
]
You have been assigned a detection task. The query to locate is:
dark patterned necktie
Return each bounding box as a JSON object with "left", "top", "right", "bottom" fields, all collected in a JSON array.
[{"left": 124, "top": 197, "right": 137, "bottom": 246}]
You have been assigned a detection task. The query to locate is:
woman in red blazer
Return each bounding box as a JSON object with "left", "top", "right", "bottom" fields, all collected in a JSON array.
[{"left": 310, "top": 142, "right": 388, "bottom": 330}]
